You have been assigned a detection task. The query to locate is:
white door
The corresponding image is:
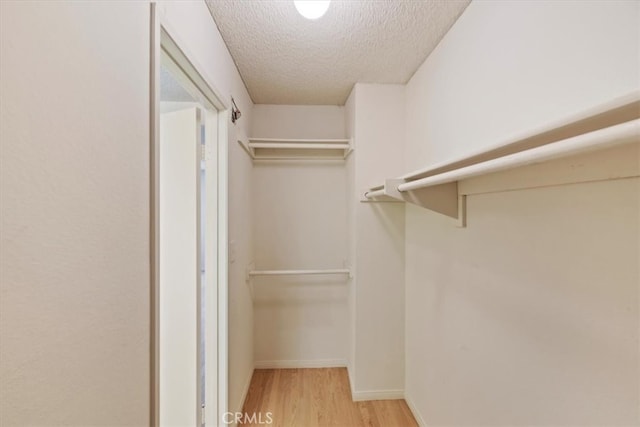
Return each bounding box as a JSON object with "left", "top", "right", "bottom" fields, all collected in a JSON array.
[{"left": 159, "top": 106, "right": 201, "bottom": 426}]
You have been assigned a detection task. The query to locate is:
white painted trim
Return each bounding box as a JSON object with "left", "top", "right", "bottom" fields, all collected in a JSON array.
[
  {"left": 203, "top": 107, "right": 220, "bottom": 425},
  {"left": 404, "top": 393, "right": 427, "bottom": 427},
  {"left": 151, "top": 5, "right": 231, "bottom": 426},
  {"left": 157, "top": 9, "right": 229, "bottom": 111},
  {"left": 351, "top": 389, "right": 405, "bottom": 402},
  {"left": 226, "top": 367, "right": 255, "bottom": 427},
  {"left": 149, "top": 5, "right": 161, "bottom": 424},
  {"left": 347, "top": 364, "right": 355, "bottom": 399},
  {"left": 254, "top": 359, "right": 348, "bottom": 369},
  {"left": 346, "top": 363, "right": 405, "bottom": 403},
  {"left": 217, "top": 108, "right": 230, "bottom": 427},
  {"left": 236, "top": 368, "right": 254, "bottom": 413}
]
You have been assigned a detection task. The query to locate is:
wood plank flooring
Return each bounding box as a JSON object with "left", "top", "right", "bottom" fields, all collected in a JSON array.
[{"left": 241, "top": 368, "right": 418, "bottom": 426}]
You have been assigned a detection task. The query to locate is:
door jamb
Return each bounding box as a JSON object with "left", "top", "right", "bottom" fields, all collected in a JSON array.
[{"left": 150, "top": 3, "right": 230, "bottom": 425}]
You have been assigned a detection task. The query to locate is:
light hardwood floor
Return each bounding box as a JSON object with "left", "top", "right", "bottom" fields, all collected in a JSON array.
[{"left": 241, "top": 368, "right": 418, "bottom": 426}]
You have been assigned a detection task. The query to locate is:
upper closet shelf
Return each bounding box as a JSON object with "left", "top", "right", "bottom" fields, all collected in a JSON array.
[
  {"left": 363, "top": 90, "right": 640, "bottom": 228},
  {"left": 239, "top": 137, "right": 353, "bottom": 160}
]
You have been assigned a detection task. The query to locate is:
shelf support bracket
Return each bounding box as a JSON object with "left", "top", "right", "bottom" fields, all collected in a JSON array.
[
  {"left": 457, "top": 194, "right": 467, "bottom": 228},
  {"left": 384, "top": 178, "right": 466, "bottom": 227}
]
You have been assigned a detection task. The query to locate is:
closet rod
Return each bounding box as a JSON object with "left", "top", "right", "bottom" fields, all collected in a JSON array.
[
  {"left": 249, "top": 269, "right": 351, "bottom": 276},
  {"left": 399, "top": 90, "right": 640, "bottom": 181},
  {"left": 396, "top": 119, "right": 639, "bottom": 193},
  {"left": 364, "top": 189, "right": 385, "bottom": 198}
]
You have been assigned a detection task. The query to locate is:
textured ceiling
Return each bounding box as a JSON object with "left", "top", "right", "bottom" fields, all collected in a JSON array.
[{"left": 206, "top": 0, "right": 470, "bottom": 105}]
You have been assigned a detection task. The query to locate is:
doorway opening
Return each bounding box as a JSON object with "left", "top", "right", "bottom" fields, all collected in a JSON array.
[{"left": 151, "top": 8, "right": 229, "bottom": 426}]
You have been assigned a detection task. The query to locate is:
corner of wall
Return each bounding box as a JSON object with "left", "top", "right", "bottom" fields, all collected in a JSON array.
[
  {"left": 350, "top": 83, "right": 407, "bottom": 397},
  {"left": 403, "top": 391, "right": 427, "bottom": 427}
]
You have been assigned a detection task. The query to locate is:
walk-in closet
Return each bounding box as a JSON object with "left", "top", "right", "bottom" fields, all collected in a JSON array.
[{"left": 1, "top": 1, "right": 639, "bottom": 426}]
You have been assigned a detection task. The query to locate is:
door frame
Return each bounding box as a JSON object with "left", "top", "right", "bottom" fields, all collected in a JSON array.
[{"left": 150, "top": 3, "right": 230, "bottom": 425}]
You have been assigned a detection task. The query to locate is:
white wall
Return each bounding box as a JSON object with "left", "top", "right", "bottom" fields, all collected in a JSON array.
[
  {"left": 0, "top": 2, "right": 150, "bottom": 424},
  {"left": 0, "top": 1, "right": 255, "bottom": 424},
  {"left": 158, "top": 0, "right": 255, "bottom": 416},
  {"left": 252, "top": 104, "right": 346, "bottom": 139},
  {"left": 348, "top": 84, "right": 406, "bottom": 399},
  {"left": 404, "top": 1, "right": 640, "bottom": 425},
  {"left": 251, "top": 105, "right": 349, "bottom": 367},
  {"left": 405, "top": 0, "right": 640, "bottom": 171}
]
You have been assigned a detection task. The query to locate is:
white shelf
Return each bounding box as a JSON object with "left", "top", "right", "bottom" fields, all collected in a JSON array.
[
  {"left": 246, "top": 268, "right": 353, "bottom": 286},
  {"left": 240, "top": 137, "right": 353, "bottom": 160},
  {"left": 248, "top": 269, "right": 351, "bottom": 277},
  {"left": 362, "top": 90, "right": 640, "bottom": 227}
]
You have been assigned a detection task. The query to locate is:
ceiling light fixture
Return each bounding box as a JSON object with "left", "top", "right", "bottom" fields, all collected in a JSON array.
[{"left": 294, "top": 0, "right": 331, "bottom": 20}]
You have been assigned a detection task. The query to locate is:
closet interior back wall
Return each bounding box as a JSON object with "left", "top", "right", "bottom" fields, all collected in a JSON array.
[
  {"left": 252, "top": 162, "right": 349, "bottom": 367},
  {"left": 250, "top": 105, "right": 350, "bottom": 368}
]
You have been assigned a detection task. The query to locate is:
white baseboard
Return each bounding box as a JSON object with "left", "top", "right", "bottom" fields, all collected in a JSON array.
[
  {"left": 347, "top": 364, "right": 355, "bottom": 396},
  {"left": 351, "top": 389, "right": 405, "bottom": 401},
  {"left": 404, "top": 392, "right": 427, "bottom": 427},
  {"left": 254, "top": 358, "right": 347, "bottom": 369},
  {"left": 237, "top": 368, "right": 254, "bottom": 411},
  {"left": 227, "top": 367, "right": 255, "bottom": 427},
  {"left": 346, "top": 365, "right": 405, "bottom": 402}
]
